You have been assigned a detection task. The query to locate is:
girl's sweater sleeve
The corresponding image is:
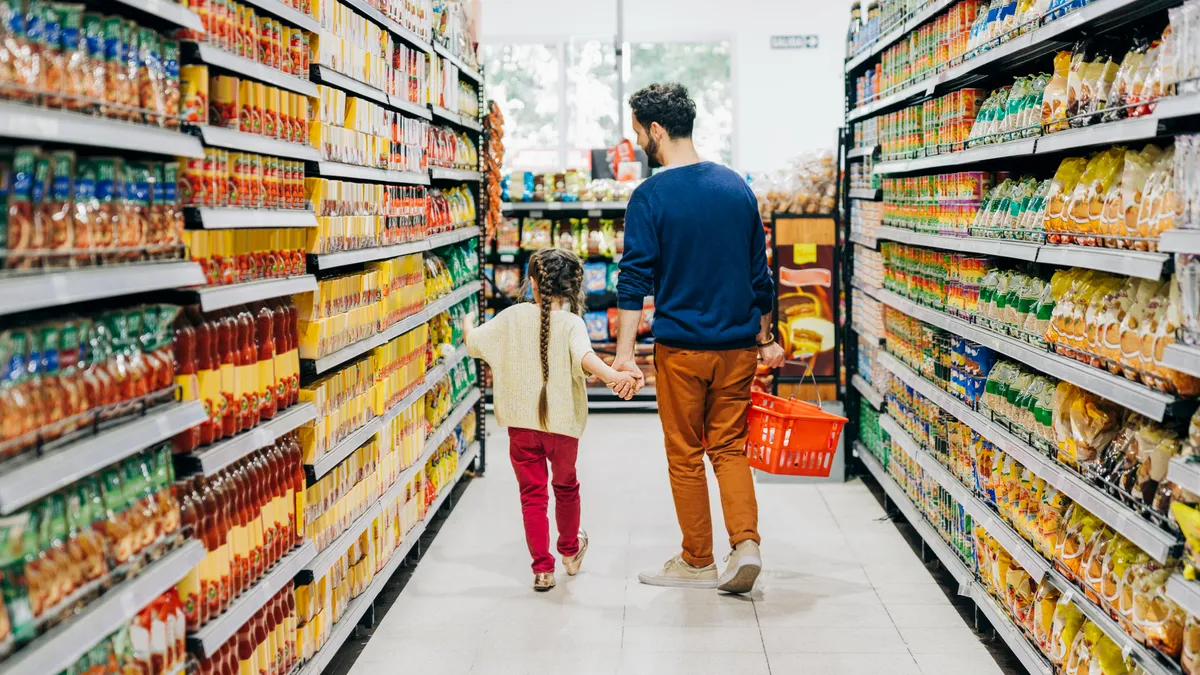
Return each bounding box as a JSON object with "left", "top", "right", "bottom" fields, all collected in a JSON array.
[
  {"left": 466, "top": 310, "right": 504, "bottom": 364},
  {"left": 566, "top": 315, "right": 594, "bottom": 377}
]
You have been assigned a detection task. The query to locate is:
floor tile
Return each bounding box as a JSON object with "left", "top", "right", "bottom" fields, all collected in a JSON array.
[
  {"left": 622, "top": 600, "right": 757, "bottom": 626},
  {"left": 886, "top": 603, "right": 973, "bottom": 628},
  {"left": 754, "top": 595, "right": 895, "bottom": 627},
  {"left": 766, "top": 652, "right": 923, "bottom": 675},
  {"left": 618, "top": 652, "right": 770, "bottom": 675},
  {"left": 620, "top": 626, "right": 764, "bottom": 653},
  {"left": 760, "top": 625, "right": 910, "bottom": 653},
  {"left": 899, "top": 625, "right": 991, "bottom": 654},
  {"left": 913, "top": 652, "right": 1009, "bottom": 675}
]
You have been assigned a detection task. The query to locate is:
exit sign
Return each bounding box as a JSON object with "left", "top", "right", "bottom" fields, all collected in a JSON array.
[{"left": 771, "top": 35, "right": 819, "bottom": 49}]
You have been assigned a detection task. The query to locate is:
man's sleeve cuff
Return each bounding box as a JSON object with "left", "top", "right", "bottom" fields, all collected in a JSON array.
[
  {"left": 617, "top": 296, "right": 646, "bottom": 311},
  {"left": 755, "top": 297, "right": 775, "bottom": 315}
]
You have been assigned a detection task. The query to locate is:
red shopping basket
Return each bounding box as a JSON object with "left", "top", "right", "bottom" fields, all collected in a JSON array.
[{"left": 745, "top": 391, "right": 847, "bottom": 477}]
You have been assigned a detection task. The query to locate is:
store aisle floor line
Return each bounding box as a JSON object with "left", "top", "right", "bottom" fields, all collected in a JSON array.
[{"left": 340, "top": 413, "right": 1020, "bottom": 675}]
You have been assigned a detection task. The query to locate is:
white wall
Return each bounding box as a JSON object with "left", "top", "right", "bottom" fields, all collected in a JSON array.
[{"left": 480, "top": 0, "right": 854, "bottom": 172}]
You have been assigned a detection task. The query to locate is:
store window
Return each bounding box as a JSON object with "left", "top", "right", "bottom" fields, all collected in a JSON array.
[{"left": 483, "top": 39, "right": 733, "bottom": 170}]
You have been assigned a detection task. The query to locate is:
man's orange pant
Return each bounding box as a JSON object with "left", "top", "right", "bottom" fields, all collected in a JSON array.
[{"left": 655, "top": 344, "right": 761, "bottom": 568}]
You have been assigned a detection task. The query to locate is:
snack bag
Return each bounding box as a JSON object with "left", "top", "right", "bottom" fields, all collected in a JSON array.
[
  {"left": 1064, "top": 42, "right": 1092, "bottom": 123},
  {"left": 1183, "top": 614, "right": 1200, "bottom": 675},
  {"left": 1042, "top": 50, "right": 1073, "bottom": 133},
  {"left": 1103, "top": 37, "right": 1150, "bottom": 124},
  {"left": 1033, "top": 580, "right": 1061, "bottom": 652},
  {"left": 1131, "top": 567, "right": 1185, "bottom": 658},
  {"left": 1050, "top": 596, "right": 1085, "bottom": 667},
  {"left": 1044, "top": 157, "right": 1088, "bottom": 241}
]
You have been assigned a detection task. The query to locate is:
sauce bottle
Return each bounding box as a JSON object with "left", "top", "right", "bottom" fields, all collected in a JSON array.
[
  {"left": 288, "top": 434, "right": 305, "bottom": 544},
  {"left": 254, "top": 302, "right": 277, "bottom": 421},
  {"left": 176, "top": 477, "right": 203, "bottom": 631},
  {"left": 252, "top": 609, "right": 269, "bottom": 675},
  {"left": 247, "top": 453, "right": 266, "bottom": 579},
  {"left": 230, "top": 460, "right": 250, "bottom": 597},
  {"left": 190, "top": 307, "right": 219, "bottom": 446},
  {"left": 281, "top": 298, "right": 300, "bottom": 406},
  {"left": 172, "top": 310, "right": 200, "bottom": 453},
  {"left": 267, "top": 300, "right": 289, "bottom": 413},
  {"left": 235, "top": 621, "right": 256, "bottom": 675},
  {"left": 198, "top": 476, "right": 221, "bottom": 620},
  {"left": 235, "top": 306, "right": 258, "bottom": 431},
  {"left": 271, "top": 590, "right": 285, "bottom": 675},
  {"left": 214, "top": 310, "right": 239, "bottom": 438},
  {"left": 283, "top": 583, "right": 296, "bottom": 671},
  {"left": 270, "top": 441, "right": 291, "bottom": 553},
  {"left": 214, "top": 473, "right": 234, "bottom": 613}
]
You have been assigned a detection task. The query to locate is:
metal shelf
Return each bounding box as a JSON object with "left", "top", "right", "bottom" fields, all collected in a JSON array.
[
  {"left": 432, "top": 42, "right": 482, "bottom": 83},
  {"left": 874, "top": 139, "right": 1037, "bottom": 174},
  {"left": 0, "top": 402, "right": 206, "bottom": 515},
  {"left": 308, "top": 417, "right": 384, "bottom": 480},
  {"left": 176, "top": 402, "right": 317, "bottom": 477},
  {"left": 303, "top": 281, "right": 480, "bottom": 374},
  {"left": 851, "top": 375, "right": 884, "bottom": 410},
  {"left": 188, "top": 43, "right": 318, "bottom": 97},
  {"left": 1160, "top": 228, "right": 1200, "bottom": 255},
  {"left": 849, "top": 232, "right": 877, "bottom": 249},
  {"left": 308, "top": 227, "right": 480, "bottom": 270},
  {"left": 429, "top": 104, "right": 483, "bottom": 132},
  {"left": 847, "top": 0, "right": 1174, "bottom": 124},
  {"left": 426, "top": 440, "right": 479, "bottom": 516},
  {"left": 969, "top": 585, "right": 1055, "bottom": 675},
  {"left": 848, "top": 188, "right": 881, "bottom": 200},
  {"left": 189, "top": 124, "right": 321, "bottom": 161},
  {"left": 187, "top": 275, "right": 317, "bottom": 312},
  {"left": 0, "top": 101, "right": 204, "bottom": 158},
  {"left": 187, "top": 541, "right": 317, "bottom": 658},
  {"left": 113, "top": 0, "right": 204, "bottom": 30},
  {"left": 502, "top": 201, "right": 629, "bottom": 213},
  {"left": 875, "top": 227, "right": 1040, "bottom": 261},
  {"left": 338, "top": 0, "right": 431, "bottom": 53},
  {"left": 429, "top": 167, "right": 482, "bottom": 182},
  {"left": 876, "top": 289, "right": 1181, "bottom": 421},
  {"left": 310, "top": 161, "right": 430, "bottom": 186},
  {"left": 310, "top": 65, "right": 390, "bottom": 106},
  {"left": 186, "top": 207, "right": 318, "bottom": 230},
  {"left": 0, "top": 261, "right": 205, "bottom": 317},
  {"left": 1163, "top": 343, "right": 1200, "bottom": 379},
  {"left": 425, "top": 389, "right": 482, "bottom": 452},
  {"left": 846, "top": 145, "right": 878, "bottom": 159},
  {"left": 237, "top": 0, "right": 320, "bottom": 32},
  {"left": 1167, "top": 574, "right": 1200, "bottom": 623},
  {"left": 1035, "top": 245, "right": 1169, "bottom": 281},
  {"left": 880, "top": 413, "right": 1052, "bottom": 582},
  {"left": 0, "top": 541, "right": 206, "bottom": 675},
  {"left": 878, "top": 351, "right": 1177, "bottom": 563},
  {"left": 1168, "top": 457, "right": 1200, "bottom": 496},
  {"left": 389, "top": 95, "right": 433, "bottom": 121},
  {"left": 843, "top": 0, "right": 957, "bottom": 73}
]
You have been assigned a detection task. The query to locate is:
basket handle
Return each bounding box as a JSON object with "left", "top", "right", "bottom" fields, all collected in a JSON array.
[{"left": 783, "top": 354, "right": 824, "bottom": 408}]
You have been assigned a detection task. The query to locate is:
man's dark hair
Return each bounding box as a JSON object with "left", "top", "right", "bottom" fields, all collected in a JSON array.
[{"left": 629, "top": 83, "right": 696, "bottom": 139}]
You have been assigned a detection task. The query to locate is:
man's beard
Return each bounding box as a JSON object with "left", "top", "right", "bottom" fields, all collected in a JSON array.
[{"left": 645, "top": 136, "right": 662, "bottom": 168}]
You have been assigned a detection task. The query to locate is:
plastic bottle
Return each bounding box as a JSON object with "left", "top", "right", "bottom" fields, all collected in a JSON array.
[
  {"left": 215, "top": 310, "right": 239, "bottom": 438},
  {"left": 255, "top": 302, "right": 277, "bottom": 421},
  {"left": 189, "top": 307, "right": 218, "bottom": 446},
  {"left": 235, "top": 306, "right": 258, "bottom": 431}
]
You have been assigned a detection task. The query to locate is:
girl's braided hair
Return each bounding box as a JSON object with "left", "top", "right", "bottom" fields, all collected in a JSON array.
[{"left": 524, "top": 248, "right": 585, "bottom": 430}]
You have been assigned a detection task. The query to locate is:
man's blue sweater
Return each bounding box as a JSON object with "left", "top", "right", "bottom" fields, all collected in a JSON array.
[{"left": 617, "top": 161, "right": 775, "bottom": 350}]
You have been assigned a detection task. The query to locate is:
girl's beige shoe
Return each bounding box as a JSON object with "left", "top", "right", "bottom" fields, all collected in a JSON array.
[
  {"left": 533, "top": 572, "right": 556, "bottom": 592},
  {"left": 562, "top": 529, "right": 589, "bottom": 576}
]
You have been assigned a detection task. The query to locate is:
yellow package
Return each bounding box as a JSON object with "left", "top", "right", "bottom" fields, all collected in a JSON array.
[
  {"left": 1042, "top": 50, "right": 1073, "bottom": 133},
  {"left": 1182, "top": 614, "right": 1200, "bottom": 675},
  {"left": 1093, "top": 631, "right": 1132, "bottom": 675},
  {"left": 1131, "top": 567, "right": 1184, "bottom": 659},
  {"left": 1051, "top": 597, "right": 1085, "bottom": 667},
  {"left": 1033, "top": 580, "right": 1061, "bottom": 653}
]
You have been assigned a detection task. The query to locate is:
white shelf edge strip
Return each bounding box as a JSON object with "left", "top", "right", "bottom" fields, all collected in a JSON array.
[
  {"left": 0, "top": 401, "right": 207, "bottom": 515},
  {"left": 1163, "top": 343, "right": 1200, "bottom": 379},
  {"left": 195, "top": 275, "right": 318, "bottom": 312},
  {"left": 312, "top": 161, "right": 430, "bottom": 186},
  {"left": 851, "top": 375, "right": 884, "bottom": 410},
  {"left": 0, "top": 542, "right": 207, "bottom": 675},
  {"left": 308, "top": 281, "right": 481, "bottom": 374},
  {"left": 115, "top": 0, "right": 205, "bottom": 30},
  {"left": 0, "top": 101, "right": 205, "bottom": 158},
  {"left": 1168, "top": 456, "right": 1200, "bottom": 497},
  {"left": 1167, "top": 574, "right": 1200, "bottom": 622},
  {"left": 185, "top": 402, "right": 318, "bottom": 476},
  {"left": 194, "top": 125, "right": 322, "bottom": 162},
  {"left": 879, "top": 414, "right": 1052, "bottom": 582},
  {"left": 878, "top": 351, "right": 1176, "bottom": 563},
  {"left": 189, "top": 208, "right": 319, "bottom": 229},
  {"left": 0, "top": 262, "right": 206, "bottom": 317},
  {"left": 1159, "top": 228, "right": 1200, "bottom": 255},
  {"left": 311, "top": 227, "right": 480, "bottom": 270},
  {"left": 188, "top": 541, "right": 318, "bottom": 657},
  {"left": 875, "top": 288, "right": 1176, "bottom": 421}
]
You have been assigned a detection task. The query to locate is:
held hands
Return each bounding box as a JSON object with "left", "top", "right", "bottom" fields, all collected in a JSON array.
[{"left": 608, "top": 356, "right": 646, "bottom": 400}]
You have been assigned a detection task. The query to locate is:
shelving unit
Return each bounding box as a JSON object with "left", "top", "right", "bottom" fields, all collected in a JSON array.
[
  {"left": 186, "top": 42, "right": 319, "bottom": 98},
  {"left": 185, "top": 207, "right": 319, "bottom": 230},
  {"left": 184, "top": 275, "right": 318, "bottom": 312},
  {"left": 0, "top": 101, "right": 206, "bottom": 157},
  {"left": 309, "top": 227, "right": 481, "bottom": 271},
  {"left": 0, "top": 262, "right": 206, "bottom": 317},
  {"left": 188, "top": 124, "right": 323, "bottom": 162},
  {"left": 176, "top": 402, "right": 318, "bottom": 476},
  {"left": 843, "top": 2, "right": 1200, "bottom": 673}
]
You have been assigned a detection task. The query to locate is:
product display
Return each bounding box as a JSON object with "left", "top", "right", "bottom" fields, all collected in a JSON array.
[
  {"left": 0, "top": 0, "right": 484, "bottom": 671},
  {"left": 847, "top": 0, "right": 1200, "bottom": 672},
  {"left": 750, "top": 151, "right": 838, "bottom": 218}
]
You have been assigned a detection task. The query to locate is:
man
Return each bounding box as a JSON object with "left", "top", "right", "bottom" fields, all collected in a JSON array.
[{"left": 613, "top": 83, "right": 785, "bottom": 595}]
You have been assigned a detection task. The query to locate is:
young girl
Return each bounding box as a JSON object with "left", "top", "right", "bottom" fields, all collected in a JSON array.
[{"left": 465, "top": 248, "right": 637, "bottom": 591}]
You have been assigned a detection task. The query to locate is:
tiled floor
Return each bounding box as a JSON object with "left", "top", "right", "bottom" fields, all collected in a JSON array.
[{"left": 344, "top": 413, "right": 1017, "bottom": 675}]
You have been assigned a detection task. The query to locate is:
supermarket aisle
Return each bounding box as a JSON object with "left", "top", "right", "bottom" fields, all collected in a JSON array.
[{"left": 345, "top": 414, "right": 1016, "bottom": 675}]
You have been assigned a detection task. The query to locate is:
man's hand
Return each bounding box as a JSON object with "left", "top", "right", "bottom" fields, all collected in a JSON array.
[
  {"left": 758, "top": 341, "right": 785, "bottom": 369},
  {"left": 607, "top": 371, "right": 638, "bottom": 400},
  {"left": 611, "top": 356, "right": 646, "bottom": 392}
]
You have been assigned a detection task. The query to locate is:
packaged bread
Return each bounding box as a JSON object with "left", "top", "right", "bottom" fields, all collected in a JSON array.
[
  {"left": 1131, "top": 567, "right": 1185, "bottom": 658},
  {"left": 1065, "top": 42, "right": 1093, "bottom": 124},
  {"left": 1064, "top": 620, "right": 1100, "bottom": 675},
  {"left": 1150, "top": 278, "right": 1200, "bottom": 395},
  {"left": 1104, "top": 540, "right": 1149, "bottom": 614},
  {"left": 1051, "top": 595, "right": 1086, "bottom": 667},
  {"left": 1043, "top": 50, "right": 1073, "bottom": 134},
  {"left": 1093, "top": 631, "right": 1134, "bottom": 675},
  {"left": 1183, "top": 614, "right": 1200, "bottom": 675},
  {"left": 1103, "top": 38, "right": 1149, "bottom": 124},
  {"left": 1007, "top": 565, "right": 1036, "bottom": 630},
  {"left": 1082, "top": 530, "right": 1116, "bottom": 603},
  {"left": 1033, "top": 581, "right": 1061, "bottom": 652}
]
